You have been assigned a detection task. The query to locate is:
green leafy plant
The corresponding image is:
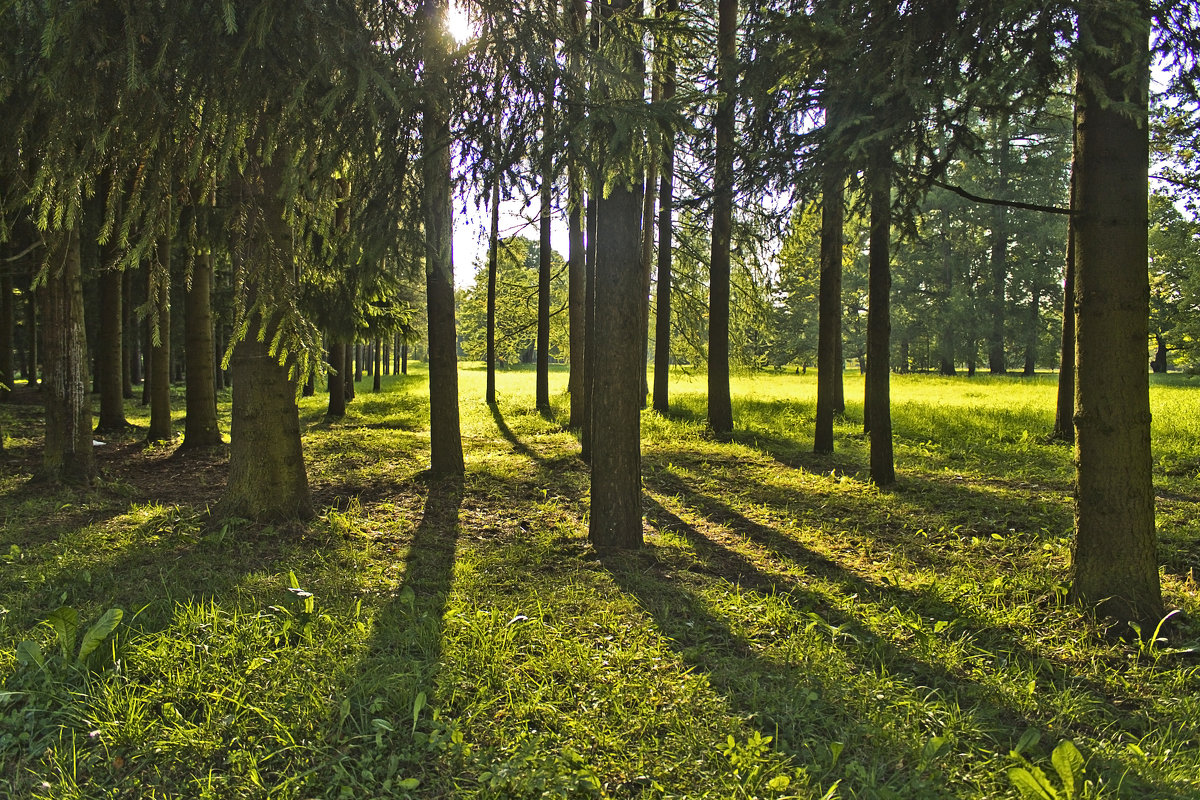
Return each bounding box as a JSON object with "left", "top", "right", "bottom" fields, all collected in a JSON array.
[
  {"left": 1007, "top": 734, "right": 1089, "bottom": 800},
  {"left": 16, "top": 606, "right": 123, "bottom": 673}
]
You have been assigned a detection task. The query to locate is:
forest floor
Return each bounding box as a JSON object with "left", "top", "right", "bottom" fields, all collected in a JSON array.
[{"left": 2, "top": 366, "right": 1200, "bottom": 799}]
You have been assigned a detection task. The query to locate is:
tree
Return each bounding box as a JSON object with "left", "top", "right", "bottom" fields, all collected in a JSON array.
[
  {"left": 422, "top": 0, "right": 465, "bottom": 477},
  {"left": 1068, "top": 0, "right": 1162, "bottom": 625},
  {"left": 707, "top": 0, "right": 737, "bottom": 437}
]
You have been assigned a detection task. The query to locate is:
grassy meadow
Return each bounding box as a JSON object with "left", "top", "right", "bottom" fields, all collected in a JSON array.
[{"left": 1, "top": 365, "right": 1199, "bottom": 799}]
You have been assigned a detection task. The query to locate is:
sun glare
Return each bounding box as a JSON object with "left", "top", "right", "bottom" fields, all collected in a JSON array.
[{"left": 446, "top": 2, "right": 473, "bottom": 45}]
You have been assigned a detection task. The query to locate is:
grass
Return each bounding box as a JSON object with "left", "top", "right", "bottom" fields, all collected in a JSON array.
[{"left": 1, "top": 364, "right": 1199, "bottom": 799}]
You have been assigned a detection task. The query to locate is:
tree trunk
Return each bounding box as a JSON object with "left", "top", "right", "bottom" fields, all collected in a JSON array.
[
  {"left": 639, "top": 74, "right": 659, "bottom": 410},
  {"left": 590, "top": 181, "right": 645, "bottom": 548},
  {"left": 537, "top": 135, "right": 554, "bottom": 414},
  {"left": 95, "top": 265, "right": 127, "bottom": 432},
  {"left": 37, "top": 226, "right": 95, "bottom": 484},
  {"left": 568, "top": 162, "right": 587, "bottom": 425},
  {"left": 1, "top": 272, "right": 14, "bottom": 401},
  {"left": 343, "top": 343, "right": 355, "bottom": 402},
  {"left": 814, "top": 155, "right": 844, "bottom": 454},
  {"left": 24, "top": 282, "right": 38, "bottom": 387},
  {"left": 219, "top": 156, "right": 312, "bottom": 521},
  {"left": 402, "top": 341, "right": 408, "bottom": 375},
  {"left": 865, "top": 154, "right": 895, "bottom": 486},
  {"left": 181, "top": 250, "right": 221, "bottom": 448},
  {"left": 651, "top": 0, "right": 677, "bottom": 416},
  {"left": 122, "top": 267, "right": 135, "bottom": 398},
  {"left": 147, "top": 236, "right": 173, "bottom": 443},
  {"left": 988, "top": 124, "right": 1011, "bottom": 374},
  {"left": 706, "top": 0, "right": 737, "bottom": 437},
  {"left": 373, "top": 338, "right": 382, "bottom": 391},
  {"left": 1023, "top": 287, "right": 1039, "bottom": 376},
  {"left": 486, "top": 180, "right": 500, "bottom": 405},
  {"left": 1068, "top": 7, "right": 1162, "bottom": 625},
  {"left": 422, "top": 0, "right": 465, "bottom": 477},
  {"left": 581, "top": 182, "right": 598, "bottom": 461},
  {"left": 327, "top": 342, "right": 346, "bottom": 417}
]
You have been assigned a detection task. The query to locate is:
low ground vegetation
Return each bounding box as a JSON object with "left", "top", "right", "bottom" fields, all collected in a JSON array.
[{"left": 1, "top": 367, "right": 1199, "bottom": 799}]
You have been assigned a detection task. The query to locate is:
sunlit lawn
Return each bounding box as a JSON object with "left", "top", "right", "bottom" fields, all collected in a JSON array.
[{"left": 1, "top": 365, "right": 1199, "bottom": 799}]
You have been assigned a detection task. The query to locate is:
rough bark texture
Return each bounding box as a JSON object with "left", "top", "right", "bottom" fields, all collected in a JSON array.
[
  {"left": 121, "top": 268, "right": 134, "bottom": 397},
  {"left": 1068, "top": 7, "right": 1162, "bottom": 625},
  {"left": 222, "top": 319, "right": 312, "bottom": 520},
  {"left": 590, "top": 182, "right": 645, "bottom": 549},
  {"left": 865, "top": 156, "right": 894, "bottom": 486},
  {"left": 182, "top": 251, "right": 222, "bottom": 448},
  {"left": 219, "top": 157, "right": 312, "bottom": 521},
  {"left": 147, "top": 240, "right": 173, "bottom": 443},
  {"left": 706, "top": 0, "right": 737, "bottom": 437},
  {"left": 95, "top": 266, "right": 127, "bottom": 432},
  {"left": 815, "top": 164, "right": 844, "bottom": 455},
  {"left": 422, "top": 0, "right": 465, "bottom": 477},
  {"left": 37, "top": 227, "right": 95, "bottom": 484}
]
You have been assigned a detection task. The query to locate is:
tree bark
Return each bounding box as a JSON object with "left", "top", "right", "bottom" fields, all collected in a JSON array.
[
  {"left": 865, "top": 153, "right": 895, "bottom": 486},
  {"left": 343, "top": 342, "right": 355, "bottom": 402},
  {"left": 219, "top": 156, "right": 312, "bottom": 521},
  {"left": 651, "top": 0, "right": 678, "bottom": 416},
  {"left": 122, "top": 267, "right": 135, "bottom": 397},
  {"left": 24, "top": 280, "right": 38, "bottom": 387},
  {"left": 1069, "top": 6, "right": 1162, "bottom": 625},
  {"left": 590, "top": 181, "right": 645, "bottom": 548},
  {"left": 327, "top": 342, "right": 346, "bottom": 417},
  {"left": 706, "top": 0, "right": 737, "bottom": 437},
  {"left": 37, "top": 226, "right": 95, "bottom": 484},
  {"left": 581, "top": 182, "right": 598, "bottom": 461},
  {"left": 422, "top": 0, "right": 465, "bottom": 477},
  {"left": 537, "top": 116, "right": 554, "bottom": 414},
  {"left": 373, "top": 338, "right": 382, "bottom": 391},
  {"left": 814, "top": 155, "right": 844, "bottom": 454},
  {"left": 95, "top": 264, "right": 127, "bottom": 432},
  {"left": 181, "top": 250, "right": 222, "bottom": 448},
  {"left": 147, "top": 235, "right": 173, "bottom": 443}
]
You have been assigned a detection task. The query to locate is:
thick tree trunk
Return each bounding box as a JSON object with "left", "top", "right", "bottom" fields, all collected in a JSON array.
[
  {"left": 219, "top": 156, "right": 312, "bottom": 521},
  {"left": 486, "top": 181, "right": 500, "bottom": 405},
  {"left": 815, "top": 160, "right": 844, "bottom": 454},
  {"left": 422, "top": 0, "right": 465, "bottom": 477},
  {"left": 181, "top": 251, "right": 221, "bottom": 448},
  {"left": 37, "top": 227, "right": 95, "bottom": 484},
  {"left": 706, "top": 0, "right": 737, "bottom": 437},
  {"left": 222, "top": 320, "right": 311, "bottom": 520},
  {"left": 147, "top": 237, "right": 173, "bottom": 443},
  {"left": 1068, "top": 7, "right": 1161, "bottom": 625},
  {"left": 327, "top": 342, "right": 346, "bottom": 417},
  {"left": 865, "top": 155, "right": 894, "bottom": 486},
  {"left": 590, "top": 182, "right": 645, "bottom": 548},
  {"left": 95, "top": 265, "right": 127, "bottom": 432}
]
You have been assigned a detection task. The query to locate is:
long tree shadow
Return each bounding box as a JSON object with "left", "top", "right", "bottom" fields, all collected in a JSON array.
[
  {"left": 620, "top": 497, "right": 1183, "bottom": 798},
  {"left": 312, "top": 474, "right": 464, "bottom": 795}
]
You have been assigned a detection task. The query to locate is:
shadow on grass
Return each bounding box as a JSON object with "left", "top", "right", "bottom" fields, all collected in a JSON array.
[{"left": 313, "top": 474, "right": 464, "bottom": 795}]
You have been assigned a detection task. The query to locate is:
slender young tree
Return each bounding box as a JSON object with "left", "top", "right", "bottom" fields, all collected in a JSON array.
[
  {"left": 537, "top": 52, "right": 556, "bottom": 415},
  {"left": 147, "top": 232, "right": 173, "bottom": 443},
  {"left": 1052, "top": 150, "right": 1077, "bottom": 443},
  {"left": 181, "top": 248, "right": 222, "bottom": 448},
  {"left": 422, "top": 0, "right": 465, "bottom": 476},
  {"left": 707, "top": 0, "right": 737, "bottom": 437},
  {"left": 1068, "top": 0, "right": 1162, "bottom": 624},
  {"left": 865, "top": 150, "right": 895, "bottom": 486},
  {"left": 814, "top": 112, "right": 844, "bottom": 454},
  {"left": 651, "top": 6, "right": 676, "bottom": 416},
  {"left": 987, "top": 119, "right": 1011, "bottom": 374},
  {"left": 486, "top": 180, "right": 500, "bottom": 405},
  {"left": 95, "top": 263, "right": 128, "bottom": 433}
]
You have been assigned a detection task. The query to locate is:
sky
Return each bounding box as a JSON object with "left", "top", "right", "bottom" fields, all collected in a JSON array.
[{"left": 452, "top": 195, "right": 571, "bottom": 289}]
